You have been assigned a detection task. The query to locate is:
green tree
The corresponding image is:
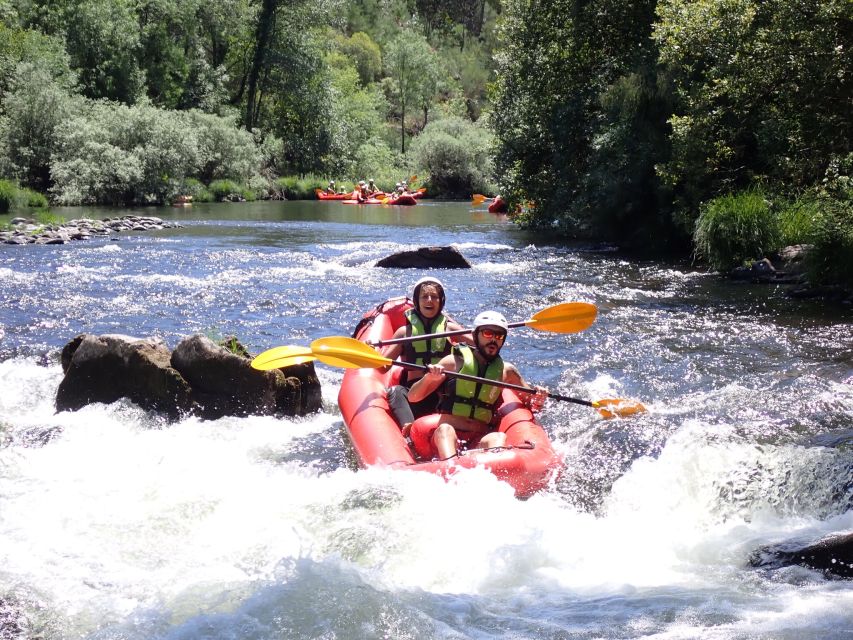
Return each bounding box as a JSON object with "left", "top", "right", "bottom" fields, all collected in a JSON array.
[
  {"left": 410, "top": 115, "right": 495, "bottom": 197},
  {"left": 384, "top": 31, "right": 443, "bottom": 154},
  {"left": 2, "top": 62, "right": 79, "bottom": 190},
  {"left": 654, "top": 0, "right": 852, "bottom": 229},
  {"left": 64, "top": 0, "right": 146, "bottom": 103},
  {"left": 491, "top": 0, "right": 667, "bottom": 245},
  {"left": 335, "top": 31, "right": 382, "bottom": 86}
]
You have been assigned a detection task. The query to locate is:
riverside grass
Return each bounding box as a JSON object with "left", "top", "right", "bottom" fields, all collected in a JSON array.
[{"left": 693, "top": 189, "right": 780, "bottom": 271}]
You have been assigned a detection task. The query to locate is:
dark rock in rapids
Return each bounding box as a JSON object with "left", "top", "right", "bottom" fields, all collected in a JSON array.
[
  {"left": 56, "top": 333, "right": 321, "bottom": 420},
  {"left": 171, "top": 334, "right": 321, "bottom": 419},
  {"left": 375, "top": 246, "right": 471, "bottom": 269},
  {"left": 57, "top": 334, "right": 193, "bottom": 418},
  {"left": 749, "top": 531, "right": 853, "bottom": 579}
]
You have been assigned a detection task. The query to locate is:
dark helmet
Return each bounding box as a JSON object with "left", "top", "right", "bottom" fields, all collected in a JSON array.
[{"left": 411, "top": 276, "right": 446, "bottom": 313}]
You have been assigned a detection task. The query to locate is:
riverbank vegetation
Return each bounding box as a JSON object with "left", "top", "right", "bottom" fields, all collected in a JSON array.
[
  {"left": 492, "top": 0, "right": 850, "bottom": 289},
  {"left": 0, "top": 0, "right": 849, "bottom": 288}
]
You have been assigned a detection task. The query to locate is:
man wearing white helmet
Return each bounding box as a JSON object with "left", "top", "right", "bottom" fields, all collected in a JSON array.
[
  {"left": 382, "top": 277, "right": 469, "bottom": 430},
  {"left": 326, "top": 180, "right": 336, "bottom": 194},
  {"left": 407, "top": 310, "right": 548, "bottom": 460}
]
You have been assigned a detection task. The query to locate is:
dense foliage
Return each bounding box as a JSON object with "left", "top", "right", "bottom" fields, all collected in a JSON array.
[
  {"left": 0, "top": 0, "right": 850, "bottom": 288},
  {"left": 0, "top": 0, "right": 500, "bottom": 204},
  {"left": 491, "top": 0, "right": 851, "bottom": 286}
]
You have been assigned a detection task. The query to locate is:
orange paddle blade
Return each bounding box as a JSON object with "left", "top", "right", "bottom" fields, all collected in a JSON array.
[
  {"left": 523, "top": 302, "right": 597, "bottom": 333},
  {"left": 592, "top": 398, "right": 648, "bottom": 419}
]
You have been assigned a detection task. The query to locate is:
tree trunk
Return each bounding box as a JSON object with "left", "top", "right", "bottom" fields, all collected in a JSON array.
[
  {"left": 245, "top": 0, "right": 278, "bottom": 131},
  {"left": 401, "top": 99, "right": 406, "bottom": 155}
]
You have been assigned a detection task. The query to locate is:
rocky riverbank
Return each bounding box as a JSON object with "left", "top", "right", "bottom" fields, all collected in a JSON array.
[{"left": 1, "top": 215, "right": 181, "bottom": 245}]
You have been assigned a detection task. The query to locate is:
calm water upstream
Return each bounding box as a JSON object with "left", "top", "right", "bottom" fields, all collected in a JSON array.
[{"left": 1, "top": 200, "right": 851, "bottom": 639}]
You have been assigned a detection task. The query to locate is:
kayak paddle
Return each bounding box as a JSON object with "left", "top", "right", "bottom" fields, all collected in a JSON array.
[
  {"left": 370, "top": 302, "right": 597, "bottom": 347},
  {"left": 251, "top": 336, "right": 646, "bottom": 419},
  {"left": 249, "top": 344, "right": 317, "bottom": 369},
  {"left": 471, "top": 194, "right": 489, "bottom": 206}
]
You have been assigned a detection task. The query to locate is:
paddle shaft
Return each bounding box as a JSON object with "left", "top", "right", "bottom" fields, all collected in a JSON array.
[
  {"left": 373, "top": 321, "right": 525, "bottom": 347},
  {"left": 397, "top": 361, "right": 595, "bottom": 408}
]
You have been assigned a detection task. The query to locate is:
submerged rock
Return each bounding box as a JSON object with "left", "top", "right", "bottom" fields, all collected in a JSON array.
[{"left": 749, "top": 531, "right": 853, "bottom": 579}]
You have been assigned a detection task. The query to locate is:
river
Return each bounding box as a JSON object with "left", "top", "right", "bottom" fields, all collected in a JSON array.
[{"left": 1, "top": 200, "right": 851, "bottom": 639}]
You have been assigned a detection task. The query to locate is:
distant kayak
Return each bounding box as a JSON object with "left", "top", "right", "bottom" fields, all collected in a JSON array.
[
  {"left": 386, "top": 194, "right": 417, "bottom": 206},
  {"left": 315, "top": 189, "right": 353, "bottom": 200},
  {"left": 488, "top": 196, "right": 508, "bottom": 213}
]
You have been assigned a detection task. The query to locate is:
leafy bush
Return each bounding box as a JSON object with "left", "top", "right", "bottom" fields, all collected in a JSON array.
[
  {"left": 20, "top": 187, "right": 47, "bottom": 208},
  {"left": 409, "top": 116, "right": 495, "bottom": 198},
  {"left": 804, "top": 195, "right": 853, "bottom": 287},
  {"left": 693, "top": 189, "right": 781, "bottom": 270},
  {"left": 50, "top": 102, "right": 262, "bottom": 205},
  {"left": 335, "top": 32, "right": 382, "bottom": 85},
  {"left": 0, "top": 179, "right": 15, "bottom": 212},
  {"left": 351, "top": 137, "right": 401, "bottom": 187},
  {"left": 275, "top": 175, "right": 326, "bottom": 200},
  {"left": 777, "top": 196, "right": 821, "bottom": 246},
  {"left": 3, "top": 63, "right": 80, "bottom": 192},
  {"left": 176, "top": 177, "right": 213, "bottom": 203},
  {"left": 209, "top": 179, "right": 245, "bottom": 201}
]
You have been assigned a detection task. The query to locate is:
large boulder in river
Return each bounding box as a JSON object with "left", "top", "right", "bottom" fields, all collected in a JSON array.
[
  {"left": 376, "top": 246, "right": 471, "bottom": 269},
  {"left": 56, "top": 333, "right": 322, "bottom": 420},
  {"left": 170, "top": 335, "right": 321, "bottom": 419},
  {"left": 57, "top": 334, "right": 194, "bottom": 418},
  {"left": 749, "top": 531, "right": 853, "bottom": 578}
]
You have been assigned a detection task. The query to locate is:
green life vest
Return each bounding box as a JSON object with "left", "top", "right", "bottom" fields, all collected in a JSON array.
[
  {"left": 440, "top": 344, "right": 504, "bottom": 424},
  {"left": 402, "top": 309, "right": 450, "bottom": 367}
]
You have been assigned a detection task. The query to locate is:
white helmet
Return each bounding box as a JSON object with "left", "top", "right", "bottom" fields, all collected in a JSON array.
[
  {"left": 411, "top": 276, "right": 446, "bottom": 311},
  {"left": 473, "top": 310, "right": 508, "bottom": 331}
]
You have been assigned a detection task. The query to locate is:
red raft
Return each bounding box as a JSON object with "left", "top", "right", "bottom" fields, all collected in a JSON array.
[
  {"left": 386, "top": 193, "right": 417, "bottom": 206},
  {"left": 337, "top": 298, "right": 564, "bottom": 498},
  {"left": 488, "top": 196, "right": 508, "bottom": 213}
]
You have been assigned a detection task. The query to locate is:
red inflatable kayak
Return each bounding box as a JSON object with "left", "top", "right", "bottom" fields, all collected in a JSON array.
[
  {"left": 488, "top": 196, "right": 508, "bottom": 213},
  {"left": 315, "top": 189, "right": 354, "bottom": 200},
  {"left": 337, "top": 298, "right": 564, "bottom": 498},
  {"left": 385, "top": 194, "right": 417, "bottom": 206}
]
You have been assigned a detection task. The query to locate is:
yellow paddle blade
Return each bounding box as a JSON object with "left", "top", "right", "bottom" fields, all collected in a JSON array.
[
  {"left": 525, "top": 302, "right": 598, "bottom": 333},
  {"left": 310, "top": 336, "right": 393, "bottom": 369},
  {"left": 592, "top": 398, "right": 647, "bottom": 419},
  {"left": 471, "top": 194, "right": 487, "bottom": 206},
  {"left": 251, "top": 345, "right": 316, "bottom": 370}
]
